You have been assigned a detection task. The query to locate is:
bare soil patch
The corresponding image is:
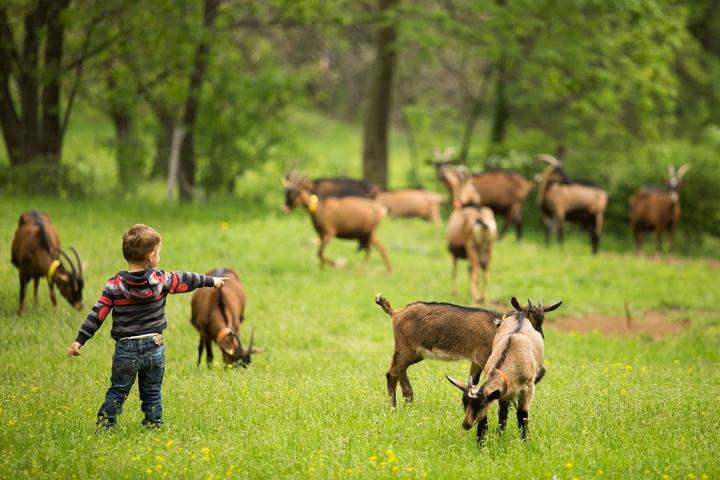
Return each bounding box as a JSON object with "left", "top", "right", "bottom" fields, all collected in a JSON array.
[{"left": 549, "top": 311, "right": 690, "bottom": 338}]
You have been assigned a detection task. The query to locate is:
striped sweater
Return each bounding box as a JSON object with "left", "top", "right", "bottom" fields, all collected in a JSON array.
[{"left": 75, "top": 269, "right": 214, "bottom": 344}]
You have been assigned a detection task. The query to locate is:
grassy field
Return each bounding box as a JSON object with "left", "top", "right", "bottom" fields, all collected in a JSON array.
[
  {"left": 1, "top": 193, "right": 719, "bottom": 479},
  {"left": 1, "top": 109, "right": 719, "bottom": 479}
]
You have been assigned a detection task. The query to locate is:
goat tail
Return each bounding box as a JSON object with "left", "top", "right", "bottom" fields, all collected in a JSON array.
[{"left": 375, "top": 293, "right": 394, "bottom": 316}]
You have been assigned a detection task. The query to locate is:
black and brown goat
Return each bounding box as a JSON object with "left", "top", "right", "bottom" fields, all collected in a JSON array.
[
  {"left": 375, "top": 189, "right": 442, "bottom": 223},
  {"left": 446, "top": 304, "right": 545, "bottom": 443},
  {"left": 11, "top": 210, "right": 84, "bottom": 315},
  {"left": 629, "top": 164, "right": 689, "bottom": 255},
  {"left": 536, "top": 154, "right": 608, "bottom": 254},
  {"left": 283, "top": 170, "right": 392, "bottom": 272},
  {"left": 375, "top": 294, "right": 560, "bottom": 407},
  {"left": 190, "top": 268, "right": 257, "bottom": 368},
  {"left": 445, "top": 170, "right": 497, "bottom": 304},
  {"left": 434, "top": 152, "right": 533, "bottom": 240},
  {"left": 282, "top": 170, "right": 377, "bottom": 212}
]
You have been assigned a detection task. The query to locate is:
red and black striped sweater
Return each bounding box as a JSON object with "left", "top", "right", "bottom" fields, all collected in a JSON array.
[{"left": 75, "top": 269, "right": 214, "bottom": 345}]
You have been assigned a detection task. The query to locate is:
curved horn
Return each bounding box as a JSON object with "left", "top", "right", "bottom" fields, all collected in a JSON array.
[
  {"left": 677, "top": 164, "right": 690, "bottom": 178},
  {"left": 467, "top": 373, "right": 474, "bottom": 389},
  {"left": 538, "top": 297, "right": 543, "bottom": 309},
  {"left": 527, "top": 298, "right": 533, "bottom": 309},
  {"left": 70, "top": 247, "right": 83, "bottom": 279},
  {"left": 668, "top": 165, "right": 676, "bottom": 178},
  {"left": 59, "top": 249, "right": 78, "bottom": 279},
  {"left": 535, "top": 153, "right": 561, "bottom": 167}
]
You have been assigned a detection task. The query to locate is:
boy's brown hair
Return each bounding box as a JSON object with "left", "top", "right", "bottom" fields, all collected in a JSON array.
[{"left": 122, "top": 224, "right": 162, "bottom": 263}]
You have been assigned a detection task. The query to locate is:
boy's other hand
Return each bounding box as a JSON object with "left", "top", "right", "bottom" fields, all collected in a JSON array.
[
  {"left": 67, "top": 341, "right": 82, "bottom": 357},
  {"left": 213, "top": 277, "right": 229, "bottom": 289}
]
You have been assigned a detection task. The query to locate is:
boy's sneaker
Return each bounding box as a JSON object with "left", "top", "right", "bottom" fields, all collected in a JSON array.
[
  {"left": 141, "top": 419, "right": 164, "bottom": 429},
  {"left": 95, "top": 418, "right": 116, "bottom": 434}
]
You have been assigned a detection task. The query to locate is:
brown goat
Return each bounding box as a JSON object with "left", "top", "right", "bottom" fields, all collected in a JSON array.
[
  {"left": 444, "top": 171, "right": 497, "bottom": 303},
  {"left": 283, "top": 171, "right": 392, "bottom": 272},
  {"left": 536, "top": 154, "right": 608, "bottom": 254},
  {"left": 375, "top": 189, "right": 442, "bottom": 223},
  {"left": 282, "top": 169, "right": 378, "bottom": 210},
  {"left": 375, "top": 294, "right": 560, "bottom": 407},
  {"left": 447, "top": 306, "right": 545, "bottom": 443},
  {"left": 11, "top": 210, "right": 84, "bottom": 315},
  {"left": 434, "top": 154, "right": 532, "bottom": 239},
  {"left": 190, "top": 268, "right": 257, "bottom": 368},
  {"left": 630, "top": 164, "right": 689, "bottom": 255}
]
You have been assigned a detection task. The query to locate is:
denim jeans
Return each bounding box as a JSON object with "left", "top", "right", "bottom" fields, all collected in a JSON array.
[{"left": 97, "top": 337, "right": 165, "bottom": 426}]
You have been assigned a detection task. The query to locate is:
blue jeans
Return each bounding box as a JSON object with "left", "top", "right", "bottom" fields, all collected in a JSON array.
[{"left": 97, "top": 337, "right": 165, "bottom": 426}]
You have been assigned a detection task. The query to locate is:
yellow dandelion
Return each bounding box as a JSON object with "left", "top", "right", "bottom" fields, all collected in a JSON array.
[
  {"left": 221, "top": 222, "right": 229, "bottom": 230},
  {"left": 688, "top": 474, "right": 696, "bottom": 480},
  {"left": 155, "top": 464, "right": 163, "bottom": 472},
  {"left": 701, "top": 474, "right": 709, "bottom": 480},
  {"left": 566, "top": 463, "right": 573, "bottom": 469},
  {"left": 369, "top": 456, "right": 378, "bottom": 463},
  {"left": 201, "top": 447, "right": 210, "bottom": 456},
  {"left": 688, "top": 367, "right": 693, "bottom": 374},
  {"left": 663, "top": 474, "right": 670, "bottom": 480},
  {"left": 145, "top": 467, "right": 153, "bottom": 474},
  {"left": 31, "top": 385, "right": 38, "bottom": 392},
  {"left": 165, "top": 440, "right": 174, "bottom": 448},
  {"left": 625, "top": 365, "right": 632, "bottom": 372}
]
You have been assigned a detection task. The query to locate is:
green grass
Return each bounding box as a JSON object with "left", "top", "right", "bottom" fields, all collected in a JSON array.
[{"left": 1, "top": 194, "right": 719, "bottom": 479}]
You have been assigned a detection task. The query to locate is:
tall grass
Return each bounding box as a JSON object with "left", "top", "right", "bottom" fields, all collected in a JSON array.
[{"left": 1, "top": 193, "right": 718, "bottom": 479}]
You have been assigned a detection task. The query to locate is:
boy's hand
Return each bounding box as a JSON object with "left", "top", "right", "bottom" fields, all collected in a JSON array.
[
  {"left": 67, "top": 341, "right": 82, "bottom": 357},
  {"left": 212, "top": 277, "right": 229, "bottom": 289}
]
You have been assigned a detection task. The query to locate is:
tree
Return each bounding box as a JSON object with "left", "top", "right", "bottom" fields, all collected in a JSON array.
[{"left": 362, "top": 0, "right": 400, "bottom": 189}]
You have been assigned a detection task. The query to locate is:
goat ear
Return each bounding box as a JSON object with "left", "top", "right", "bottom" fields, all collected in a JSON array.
[
  {"left": 544, "top": 300, "right": 563, "bottom": 312},
  {"left": 57, "top": 272, "right": 70, "bottom": 282},
  {"left": 445, "top": 375, "right": 468, "bottom": 392},
  {"left": 281, "top": 177, "right": 289, "bottom": 187},
  {"left": 511, "top": 297, "right": 522, "bottom": 311},
  {"left": 486, "top": 389, "right": 501, "bottom": 401}
]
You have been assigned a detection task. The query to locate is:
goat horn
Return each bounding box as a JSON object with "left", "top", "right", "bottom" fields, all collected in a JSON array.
[
  {"left": 535, "top": 153, "right": 561, "bottom": 167},
  {"left": 527, "top": 298, "right": 533, "bottom": 308},
  {"left": 677, "top": 164, "right": 690, "bottom": 178},
  {"left": 538, "top": 297, "right": 543, "bottom": 308},
  {"left": 59, "top": 249, "right": 77, "bottom": 279},
  {"left": 433, "top": 148, "right": 442, "bottom": 159},
  {"left": 668, "top": 165, "right": 676, "bottom": 177},
  {"left": 467, "top": 374, "right": 474, "bottom": 389},
  {"left": 70, "top": 247, "right": 83, "bottom": 280}
]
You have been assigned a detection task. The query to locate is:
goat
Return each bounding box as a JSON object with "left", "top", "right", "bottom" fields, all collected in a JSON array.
[
  {"left": 433, "top": 152, "right": 533, "bottom": 240},
  {"left": 190, "top": 268, "right": 258, "bottom": 368},
  {"left": 11, "top": 210, "right": 84, "bottom": 315},
  {"left": 282, "top": 169, "right": 377, "bottom": 214},
  {"left": 375, "top": 189, "right": 442, "bottom": 223},
  {"left": 444, "top": 169, "right": 497, "bottom": 304},
  {"left": 375, "top": 294, "right": 561, "bottom": 407},
  {"left": 446, "top": 307, "right": 545, "bottom": 443},
  {"left": 535, "top": 154, "right": 608, "bottom": 254},
  {"left": 283, "top": 170, "right": 392, "bottom": 272},
  {"left": 629, "top": 164, "right": 689, "bottom": 255}
]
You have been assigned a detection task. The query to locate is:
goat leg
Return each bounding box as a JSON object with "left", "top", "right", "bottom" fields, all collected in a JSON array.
[
  {"left": 371, "top": 235, "right": 392, "bottom": 273},
  {"left": 317, "top": 234, "right": 335, "bottom": 268},
  {"left": 476, "top": 416, "right": 488, "bottom": 444},
  {"left": 517, "top": 408, "right": 529, "bottom": 440},
  {"left": 196, "top": 337, "right": 204, "bottom": 367},
  {"left": 48, "top": 281, "right": 58, "bottom": 307},
  {"left": 386, "top": 370, "right": 399, "bottom": 407},
  {"left": 466, "top": 244, "right": 481, "bottom": 304},
  {"left": 204, "top": 336, "right": 214, "bottom": 368},
  {"left": 399, "top": 370, "right": 414, "bottom": 403},
  {"left": 451, "top": 257, "right": 458, "bottom": 295},
  {"left": 33, "top": 277, "right": 40, "bottom": 302},
  {"left": 655, "top": 229, "right": 663, "bottom": 256},
  {"left": 498, "top": 399, "right": 510, "bottom": 432},
  {"left": 17, "top": 272, "right": 28, "bottom": 315}
]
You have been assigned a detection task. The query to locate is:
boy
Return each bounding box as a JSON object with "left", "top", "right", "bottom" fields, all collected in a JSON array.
[{"left": 67, "top": 224, "right": 226, "bottom": 430}]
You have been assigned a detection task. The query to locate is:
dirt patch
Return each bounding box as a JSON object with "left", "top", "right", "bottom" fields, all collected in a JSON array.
[{"left": 548, "top": 311, "right": 690, "bottom": 338}]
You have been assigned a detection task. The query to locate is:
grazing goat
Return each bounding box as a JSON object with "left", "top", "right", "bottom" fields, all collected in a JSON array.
[
  {"left": 444, "top": 170, "right": 496, "bottom": 304},
  {"left": 375, "top": 294, "right": 561, "bottom": 407},
  {"left": 434, "top": 152, "right": 532, "bottom": 240},
  {"left": 375, "top": 189, "right": 442, "bottom": 223},
  {"left": 11, "top": 210, "right": 84, "bottom": 315},
  {"left": 446, "top": 307, "right": 545, "bottom": 443},
  {"left": 536, "top": 154, "right": 608, "bottom": 254},
  {"left": 282, "top": 169, "right": 377, "bottom": 213},
  {"left": 283, "top": 170, "right": 392, "bottom": 272},
  {"left": 629, "top": 164, "right": 689, "bottom": 255},
  {"left": 190, "top": 268, "right": 257, "bottom": 368}
]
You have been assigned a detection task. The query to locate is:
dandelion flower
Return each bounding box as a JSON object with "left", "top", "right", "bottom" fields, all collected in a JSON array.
[
  {"left": 165, "top": 440, "right": 174, "bottom": 448},
  {"left": 201, "top": 447, "right": 210, "bottom": 456},
  {"left": 566, "top": 463, "right": 573, "bottom": 469},
  {"left": 221, "top": 222, "right": 230, "bottom": 230}
]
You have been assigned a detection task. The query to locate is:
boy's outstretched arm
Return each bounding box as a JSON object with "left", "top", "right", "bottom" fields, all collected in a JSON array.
[
  {"left": 162, "top": 271, "right": 227, "bottom": 293},
  {"left": 67, "top": 283, "right": 113, "bottom": 356}
]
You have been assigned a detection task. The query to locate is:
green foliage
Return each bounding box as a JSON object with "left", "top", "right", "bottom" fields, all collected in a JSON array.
[{"left": 0, "top": 195, "right": 718, "bottom": 478}]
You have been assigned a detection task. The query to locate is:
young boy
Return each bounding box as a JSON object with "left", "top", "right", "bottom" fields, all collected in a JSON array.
[{"left": 67, "top": 224, "right": 226, "bottom": 430}]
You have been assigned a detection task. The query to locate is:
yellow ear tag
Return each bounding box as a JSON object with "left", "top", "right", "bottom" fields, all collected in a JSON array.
[
  {"left": 47, "top": 259, "right": 61, "bottom": 284},
  {"left": 308, "top": 194, "right": 319, "bottom": 214}
]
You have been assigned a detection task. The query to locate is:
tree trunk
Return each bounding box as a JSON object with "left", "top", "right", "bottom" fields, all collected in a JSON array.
[
  {"left": 151, "top": 112, "right": 175, "bottom": 178},
  {"left": 178, "top": 0, "right": 220, "bottom": 202},
  {"left": 489, "top": 56, "right": 509, "bottom": 148},
  {"left": 458, "top": 96, "right": 483, "bottom": 164},
  {"left": 0, "top": 0, "right": 69, "bottom": 178},
  {"left": 362, "top": 0, "right": 400, "bottom": 190}
]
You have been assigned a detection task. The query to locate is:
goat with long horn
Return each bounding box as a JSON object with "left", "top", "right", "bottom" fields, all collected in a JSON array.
[
  {"left": 535, "top": 154, "right": 608, "bottom": 254},
  {"left": 629, "top": 164, "right": 689, "bottom": 255}
]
